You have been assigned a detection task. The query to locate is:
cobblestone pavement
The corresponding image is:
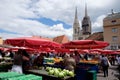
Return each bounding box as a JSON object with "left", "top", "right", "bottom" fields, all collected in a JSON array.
[{"left": 97, "top": 65, "right": 119, "bottom": 80}]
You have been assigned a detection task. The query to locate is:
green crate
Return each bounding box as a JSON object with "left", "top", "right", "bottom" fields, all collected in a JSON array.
[
  {"left": 7, "top": 74, "right": 42, "bottom": 80},
  {"left": 0, "top": 72, "right": 24, "bottom": 80},
  {"left": 87, "top": 70, "right": 97, "bottom": 80}
]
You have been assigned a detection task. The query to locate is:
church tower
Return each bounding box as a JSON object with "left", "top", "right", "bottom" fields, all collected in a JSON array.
[
  {"left": 73, "top": 7, "right": 81, "bottom": 40},
  {"left": 82, "top": 4, "right": 91, "bottom": 35}
]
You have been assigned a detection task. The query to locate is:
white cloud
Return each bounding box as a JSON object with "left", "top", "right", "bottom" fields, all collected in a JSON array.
[
  {"left": 87, "top": 0, "right": 115, "bottom": 8},
  {"left": 0, "top": 0, "right": 37, "bottom": 20},
  {"left": 0, "top": 0, "right": 119, "bottom": 40},
  {"left": 34, "top": 0, "right": 76, "bottom": 24},
  {"left": 0, "top": 33, "right": 29, "bottom": 40},
  {"left": 51, "top": 24, "right": 64, "bottom": 31},
  {"left": 0, "top": 18, "right": 72, "bottom": 40},
  {"left": 92, "top": 15, "right": 106, "bottom": 33}
]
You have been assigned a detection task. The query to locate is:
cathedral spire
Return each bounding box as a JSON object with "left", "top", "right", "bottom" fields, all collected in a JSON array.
[
  {"left": 73, "top": 6, "right": 81, "bottom": 40},
  {"left": 75, "top": 7, "right": 78, "bottom": 19},
  {"left": 82, "top": 3, "right": 91, "bottom": 35},
  {"left": 85, "top": 3, "right": 88, "bottom": 17},
  {"left": 74, "top": 6, "right": 79, "bottom": 24}
]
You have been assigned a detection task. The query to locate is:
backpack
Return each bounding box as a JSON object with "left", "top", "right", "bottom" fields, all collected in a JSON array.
[{"left": 101, "top": 58, "right": 108, "bottom": 66}]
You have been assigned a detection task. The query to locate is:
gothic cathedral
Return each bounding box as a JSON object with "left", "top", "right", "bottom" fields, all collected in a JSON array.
[{"left": 73, "top": 4, "right": 91, "bottom": 40}]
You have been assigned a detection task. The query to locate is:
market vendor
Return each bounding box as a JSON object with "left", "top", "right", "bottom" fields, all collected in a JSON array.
[
  {"left": 35, "top": 53, "right": 44, "bottom": 67},
  {"left": 22, "top": 49, "right": 30, "bottom": 73},
  {"left": 11, "top": 49, "right": 23, "bottom": 74},
  {"left": 63, "top": 54, "right": 76, "bottom": 72},
  {"left": 0, "top": 50, "right": 5, "bottom": 57},
  {"left": 73, "top": 51, "right": 80, "bottom": 64}
]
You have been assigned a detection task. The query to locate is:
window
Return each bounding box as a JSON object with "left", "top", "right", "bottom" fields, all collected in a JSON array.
[
  {"left": 111, "top": 20, "right": 116, "bottom": 24},
  {"left": 74, "top": 29, "right": 77, "bottom": 34},
  {"left": 111, "top": 43, "right": 118, "bottom": 50},
  {"left": 111, "top": 46, "right": 117, "bottom": 50},
  {"left": 112, "top": 28, "right": 117, "bottom": 33},
  {"left": 112, "top": 36, "right": 118, "bottom": 41},
  {"left": 118, "top": 46, "right": 120, "bottom": 49}
]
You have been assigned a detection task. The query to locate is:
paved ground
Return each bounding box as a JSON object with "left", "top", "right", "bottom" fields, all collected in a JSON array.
[{"left": 97, "top": 65, "right": 119, "bottom": 80}]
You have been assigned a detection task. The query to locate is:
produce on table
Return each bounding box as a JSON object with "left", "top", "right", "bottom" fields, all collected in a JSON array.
[{"left": 45, "top": 67, "right": 75, "bottom": 78}]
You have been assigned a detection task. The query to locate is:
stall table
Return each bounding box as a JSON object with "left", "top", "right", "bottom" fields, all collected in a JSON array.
[
  {"left": 0, "top": 63, "right": 12, "bottom": 72},
  {"left": 78, "top": 61, "right": 99, "bottom": 72},
  {"left": 26, "top": 69, "right": 75, "bottom": 80}
]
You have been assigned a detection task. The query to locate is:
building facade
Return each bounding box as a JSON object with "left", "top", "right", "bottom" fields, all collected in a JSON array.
[
  {"left": 73, "top": 5, "right": 91, "bottom": 40},
  {"left": 103, "top": 12, "right": 120, "bottom": 50},
  {"left": 73, "top": 7, "right": 81, "bottom": 40},
  {"left": 0, "top": 37, "right": 3, "bottom": 44}
]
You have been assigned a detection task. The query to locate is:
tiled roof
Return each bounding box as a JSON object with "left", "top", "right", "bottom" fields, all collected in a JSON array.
[
  {"left": 32, "top": 36, "right": 53, "bottom": 41},
  {"left": 53, "top": 35, "right": 69, "bottom": 43},
  {"left": 32, "top": 35, "right": 69, "bottom": 43},
  {"left": 85, "top": 32, "right": 103, "bottom": 41}
]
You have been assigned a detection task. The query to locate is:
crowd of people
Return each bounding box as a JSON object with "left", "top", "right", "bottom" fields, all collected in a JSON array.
[
  {"left": 100, "top": 54, "right": 120, "bottom": 77},
  {"left": 0, "top": 49, "right": 120, "bottom": 78}
]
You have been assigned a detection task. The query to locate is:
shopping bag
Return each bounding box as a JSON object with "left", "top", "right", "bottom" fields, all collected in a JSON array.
[{"left": 108, "top": 60, "right": 111, "bottom": 67}]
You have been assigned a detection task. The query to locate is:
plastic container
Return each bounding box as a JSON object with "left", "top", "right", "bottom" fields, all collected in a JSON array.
[
  {"left": 0, "top": 72, "right": 24, "bottom": 79},
  {"left": 7, "top": 74, "right": 42, "bottom": 80},
  {"left": 86, "top": 70, "right": 97, "bottom": 80}
]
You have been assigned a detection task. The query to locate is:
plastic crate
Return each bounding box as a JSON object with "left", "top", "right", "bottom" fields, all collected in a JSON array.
[
  {"left": 0, "top": 72, "right": 24, "bottom": 79},
  {"left": 86, "top": 70, "right": 97, "bottom": 80},
  {"left": 7, "top": 74, "right": 42, "bottom": 80}
]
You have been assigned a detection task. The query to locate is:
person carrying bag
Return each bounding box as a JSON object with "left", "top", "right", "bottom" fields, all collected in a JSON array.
[{"left": 101, "top": 55, "right": 109, "bottom": 77}]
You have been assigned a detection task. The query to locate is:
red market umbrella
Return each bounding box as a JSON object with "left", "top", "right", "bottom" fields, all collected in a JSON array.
[
  {"left": 37, "top": 47, "right": 52, "bottom": 53},
  {"left": 0, "top": 47, "right": 4, "bottom": 50},
  {"left": 4, "top": 37, "right": 61, "bottom": 49},
  {"left": 115, "top": 49, "right": 120, "bottom": 53},
  {"left": 101, "top": 50, "right": 119, "bottom": 54},
  {"left": 100, "top": 50, "right": 115, "bottom": 54},
  {"left": 55, "top": 48, "right": 70, "bottom": 53},
  {"left": 89, "top": 49, "right": 103, "bottom": 54},
  {"left": 62, "top": 40, "right": 109, "bottom": 49},
  {"left": 77, "top": 49, "right": 90, "bottom": 53},
  {"left": 6, "top": 46, "right": 35, "bottom": 52}
]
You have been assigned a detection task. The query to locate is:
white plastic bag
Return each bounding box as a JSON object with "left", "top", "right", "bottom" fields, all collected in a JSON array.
[
  {"left": 108, "top": 60, "right": 111, "bottom": 67},
  {"left": 11, "top": 65, "right": 23, "bottom": 74}
]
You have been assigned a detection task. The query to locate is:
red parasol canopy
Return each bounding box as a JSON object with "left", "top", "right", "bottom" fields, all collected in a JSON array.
[
  {"left": 114, "top": 50, "right": 120, "bottom": 54},
  {"left": 0, "top": 47, "right": 4, "bottom": 50},
  {"left": 101, "top": 50, "right": 119, "bottom": 54},
  {"left": 4, "top": 37, "right": 61, "bottom": 49},
  {"left": 55, "top": 48, "right": 70, "bottom": 53},
  {"left": 62, "top": 40, "right": 109, "bottom": 49},
  {"left": 8, "top": 46, "right": 35, "bottom": 52}
]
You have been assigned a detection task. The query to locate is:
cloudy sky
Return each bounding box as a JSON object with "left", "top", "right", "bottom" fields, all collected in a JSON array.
[{"left": 0, "top": 0, "right": 120, "bottom": 40}]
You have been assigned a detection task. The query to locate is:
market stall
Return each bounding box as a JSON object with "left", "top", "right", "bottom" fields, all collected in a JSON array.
[
  {"left": 61, "top": 40, "right": 109, "bottom": 80},
  {"left": 4, "top": 37, "right": 61, "bottom": 49},
  {"left": 0, "top": 57, "right": 13, "bottom": 72},
  {"left": 25, "top": 69, "right": 74, "bottom": 80},
  {"left": 62, "top": 40, "right": 109, "bottom": 49},
  {"left": 78, "top": 61, "right": 99, "bottom": 72}
]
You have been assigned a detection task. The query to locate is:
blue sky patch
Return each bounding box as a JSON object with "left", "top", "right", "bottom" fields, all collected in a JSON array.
[
  {"left": 0, "top": 29, "right": 20, "bottom": 34},
  {"left": 27, "top": 17, "right": 71, "bottom": 29}
]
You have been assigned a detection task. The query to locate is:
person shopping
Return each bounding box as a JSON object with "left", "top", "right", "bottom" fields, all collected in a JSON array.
[
  {"left": 63, "top": 54, "right": 76, "bottom": 72},
  {"left": 101, "top": 55, "right": 109, "bottom": 77}
]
